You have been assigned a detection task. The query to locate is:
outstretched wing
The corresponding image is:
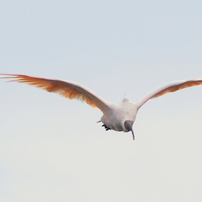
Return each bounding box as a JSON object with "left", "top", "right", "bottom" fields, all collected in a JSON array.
[
  {"left": 137, "top": 78, "right": 202, "bottom": 108},
  {"left": 1, "top": 74, "right": 111, "bottom": 116}
]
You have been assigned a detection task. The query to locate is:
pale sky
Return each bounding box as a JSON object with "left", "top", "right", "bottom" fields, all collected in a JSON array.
[{"left": 1, "top": 1, "right": 202, "bottom": 201}]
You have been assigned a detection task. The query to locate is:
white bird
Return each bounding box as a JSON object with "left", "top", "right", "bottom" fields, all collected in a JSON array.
[{"left": 1, "top": 73, "right": 202, "bottom": 140}]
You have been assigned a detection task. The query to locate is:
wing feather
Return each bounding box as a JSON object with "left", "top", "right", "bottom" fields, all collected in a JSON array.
[
  {"left": 1, "top": 74, "right": 111, "bottom": 115},
  {"left": 137, "top": 79, "right": 202, "bottom": 108}
]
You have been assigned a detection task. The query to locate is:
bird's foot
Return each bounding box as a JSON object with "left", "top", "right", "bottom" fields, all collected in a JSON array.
[{"left": 102, "top": 124, "right": 111, "bottom": 131}]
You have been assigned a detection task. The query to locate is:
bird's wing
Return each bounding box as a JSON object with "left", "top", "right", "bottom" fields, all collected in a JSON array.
[
  {"left": 1, "top": 74, "right": 111, "bottom": 116},
  {"left": 136, "top": 78, "right": 202, "bottom": 109}
]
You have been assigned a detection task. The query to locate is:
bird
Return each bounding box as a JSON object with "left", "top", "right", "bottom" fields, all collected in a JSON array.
[{"left": 1, "top": 73, "right": 202, "bottom": 140}]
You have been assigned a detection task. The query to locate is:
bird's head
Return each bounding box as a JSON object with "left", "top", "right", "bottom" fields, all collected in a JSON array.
[{"left": 124, "top": 120, "right": 135, "bottom": 140}]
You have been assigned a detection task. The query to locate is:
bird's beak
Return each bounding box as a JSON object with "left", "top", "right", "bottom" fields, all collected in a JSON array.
[{"left": 131, "top": 129, "right": 135, "bottom": 140}]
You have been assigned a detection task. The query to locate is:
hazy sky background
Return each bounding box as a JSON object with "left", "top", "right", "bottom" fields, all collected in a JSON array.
[{"left": 1, "top": 1, "right": 202, "bottom": 201}]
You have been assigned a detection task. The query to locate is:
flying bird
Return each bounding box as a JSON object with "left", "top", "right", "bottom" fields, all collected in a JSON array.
[{"left": 1, "top": 73, "right": 202, "bottom": 140}]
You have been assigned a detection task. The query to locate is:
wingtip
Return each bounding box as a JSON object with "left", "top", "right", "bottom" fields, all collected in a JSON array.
[{"left": 0, "top": 74, "right": 23, "bottom": 82}]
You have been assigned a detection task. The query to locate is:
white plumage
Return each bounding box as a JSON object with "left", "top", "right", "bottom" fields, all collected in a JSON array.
[{"left": 1, "top": 74, "right": 202, "bottom": 140}]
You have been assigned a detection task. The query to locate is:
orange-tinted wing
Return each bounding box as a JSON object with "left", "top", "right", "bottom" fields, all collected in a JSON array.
[
  {"left": 1, "top": 74, "right": 110, "bottom": 115},
  {"left": 137, "top": 79, "right": 202, "bottom": 108}
]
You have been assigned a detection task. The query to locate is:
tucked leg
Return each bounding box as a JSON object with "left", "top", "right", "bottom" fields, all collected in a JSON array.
[{"left": 102, "top": 124, "right": 111, "bottom": 131}]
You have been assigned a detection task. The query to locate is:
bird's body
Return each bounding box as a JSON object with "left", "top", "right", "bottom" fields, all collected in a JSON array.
[
  {"left": 101, "top": 98, "right": 138, "bottom": 132},
  {"left": 1, "top": 73, "right": 202, "bottom": 140}
]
